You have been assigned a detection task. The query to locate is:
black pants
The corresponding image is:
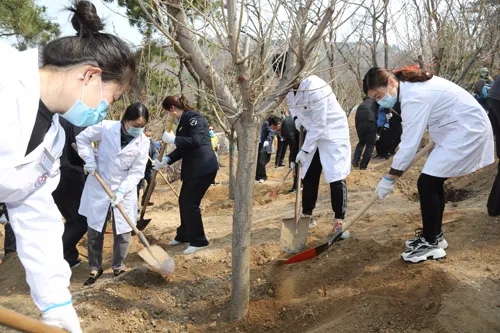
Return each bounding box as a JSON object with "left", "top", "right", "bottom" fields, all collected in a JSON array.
[
  {"left": 175, "top": 171, "right": 217, "bottom": 247},
  {"left": 417, "top": 173, "right": 447, "bottom": 243},
  {"left": 137, "top": 169, "right": 156, "bottom": 206},
  {"left": 275, "top": 139, "right": 287, "bottom": 166},
  {"left": 302, "top": 150, "right": 347, "bottom": 219},
  {"left": 487, "top": 98, "right": 500, "bottom": 216},
  {"left": 52, "top": 169, "right": 88, "bottom": 266},
  {"left": 353, "top": 122, "right": 377, "bottom": 168},
  {"left": 255, "top": 144, "right": 271, "bottom": 181},
  {"left": 2, "top": 204, "right": 16, "bottom": 254}
]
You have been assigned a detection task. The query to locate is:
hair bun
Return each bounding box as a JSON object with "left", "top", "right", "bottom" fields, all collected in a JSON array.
[{"left": 68, "top": 0, "right": 105, "bottom": 36}]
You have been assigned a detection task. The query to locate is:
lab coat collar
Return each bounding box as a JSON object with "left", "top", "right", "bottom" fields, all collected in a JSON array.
[{"left": 111, "top": 121, "right": 145, "bottom": 155}]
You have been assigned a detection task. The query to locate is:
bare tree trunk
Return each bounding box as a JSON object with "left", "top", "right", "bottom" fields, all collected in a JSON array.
[
  {"left": 231, "top": 118, "right": 258, "bottom": 321},
  {"left": 455, "top": 48, "right": 482, "bottom": 84},
  {"left": 383, "top": 0, "right": 389, "bottom": 68},
  {"left": 228, "top": 127, "right": 237, "bottom": 200},
  {"left": 434, "top": 47, "right": 445, "bottom": 76}
]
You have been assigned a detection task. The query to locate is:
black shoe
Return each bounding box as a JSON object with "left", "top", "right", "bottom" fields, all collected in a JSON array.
[
  {"left": 352, "top": 160, "right": 359, "bottom": 167},
  {"left": 147, "top": 202, "right": 154, "bottom": 206},
  {"left": 288, "top": 188, "right": 297, "bottom": 193},
  {"left": 69, "top": 259, "right": 82, "bottom": 270},
  {"left": 359, "top": 167, "right": 367, "bottom": 170},
  {"left": 113, "top": 268, "right": 126, "bottom": 277},
  {"left": 84, "top": 268, "right": 103, "bottom": 286},
  {"left": 278, "top": 164, "right": 285, "bottom": 167}
]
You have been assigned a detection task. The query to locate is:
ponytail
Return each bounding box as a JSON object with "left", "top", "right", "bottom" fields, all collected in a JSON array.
[
  {"left": 394, "top": 69, "right": 433, "bottom": 83},
  {"left": 162, "top": 94, "right": 194, "bottom": 111}
]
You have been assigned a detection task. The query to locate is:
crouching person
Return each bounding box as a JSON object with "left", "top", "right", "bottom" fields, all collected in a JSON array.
[{"left": 76, "top": 103, "right": 149, "bottom": 285}]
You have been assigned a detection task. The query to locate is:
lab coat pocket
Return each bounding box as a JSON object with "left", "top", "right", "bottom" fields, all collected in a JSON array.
[
  {"left": 429, "top": 110, "right": 460, "bottom": 144},
  {"left": 118, "top": 151, "right": 137, "bottom": 171}
]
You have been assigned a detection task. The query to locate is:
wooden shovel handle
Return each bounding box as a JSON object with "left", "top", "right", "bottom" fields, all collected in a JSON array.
[
  {"left": 295, "top": 127, "right": 305, "bottom": 222},
  {"left": 0, "top": 305, "right": 67, "bottom": 333},
  {"left": 342, "top": 141, "right": 435, "bottom": 232},
  {"left": 140, "top": 115, "right": 175, "bottom": 219}
]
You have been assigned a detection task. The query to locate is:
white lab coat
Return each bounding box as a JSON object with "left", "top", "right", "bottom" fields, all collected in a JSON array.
[
  {"left": 287, "top": 75, "right": 351, "bottom": 183},
  {"left": 0, "top": 44, "right": 73, "bottom": 311},
  {"left": 77, "top": 121, "right": 149, "bottom": 235},
  {"left": 393, "top": 76, "right": 494, "bottom": 177}
]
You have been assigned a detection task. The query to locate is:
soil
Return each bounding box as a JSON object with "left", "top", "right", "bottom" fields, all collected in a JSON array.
[{"left": 1, "top": 116, "right": 500, "bottom": 333}]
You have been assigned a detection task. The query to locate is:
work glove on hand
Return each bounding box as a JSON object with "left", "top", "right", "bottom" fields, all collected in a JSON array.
[
  {"left": 111, "top": 190, "right": 124, "bottom": 207},
  {"left": 295, "top": 150, "right": 308, "bottom": 166},
  {"left": 376, "top": 134, "right": 380, "bottom": 141},
  {"left": 290, "top": 161, "right": 296, "bottom": 170},
  {"left": 162, "top": 131, "right": 176, "bottom": 144},
  {"left": 263, "top": 141, "right": 270, "bottom": 148},
  {"left": 83, "top": 161, "right": 97, "bottom": 175},
  {"left": 375, "top": 175, "right": 395, "bottom": 200},
  {"left": 42, "top": 303, "right": 83, "bottom": 333},
  {"left": 386, "top": 113, "right": 393, "bottom": 121},
  {"left": 153, "top": 156, "right": 171, "bottom": 171}
]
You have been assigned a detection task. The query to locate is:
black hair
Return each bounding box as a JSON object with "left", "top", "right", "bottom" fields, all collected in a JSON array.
[
  {"left": 268, "top": 115, "right": 282, "bottom": 126},
  {"left": 41, "top": 1, "right": 136, "bottom": 86},
  {"left": 162, "top": 95, "right": 194, "bottom": 111},
  {"left": 272, "top": 53, "right": 287, "bottom": 77},
  {"left": 122, "top": 102, "right": 149, "bottom": 123},
  {"left": 363, "top": 67, "right": 433, "bottom": 95}
]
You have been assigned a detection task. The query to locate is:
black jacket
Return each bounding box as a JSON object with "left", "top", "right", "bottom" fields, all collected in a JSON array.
[
  {"left": 259, "top": 120, "right": 274, "bottom": 153},
  {"left": 355, "top": 98, "right": 378, "bottom": 125},
  {"left": 145, "top": 139, "right": 159, "bottom": 174},
  {"left": 167, "top": 110, "right": 218, "bottom": 180},
  {"left": 281, "top": 116, "right": 299, "bottom": 162},
  {"left": 59, "top": 117, "right": 86, "bottom": 174},
  {"left": 488, "top": 75, "right": 500, "bottom": 101}
]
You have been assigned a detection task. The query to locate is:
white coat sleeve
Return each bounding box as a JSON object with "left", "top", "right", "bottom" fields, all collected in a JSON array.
[
  {"left": 300, "top": 89, "right": 327, "bottom": 153},
  {"left": 76, "top": 122, "right": 103, "bottom": 165},
  {"left": 117, "top": 140, "right": 149, "bottom": 195},
  {"left": 391, "top": 98, "right": 431, "bottom": 171}
]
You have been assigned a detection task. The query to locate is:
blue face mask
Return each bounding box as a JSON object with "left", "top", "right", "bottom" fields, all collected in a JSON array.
[
  {"left": 209, "top": 130, "right": 215, "bottom": 138},
  {"left": 378, "top": 86, "right": 398, "bottom": 109},
  {"left": 61, "top": 78, "right": 110, "bottom": 127},
  {"left": 127, "top": 126, "right": 144, "bottom": 138}
]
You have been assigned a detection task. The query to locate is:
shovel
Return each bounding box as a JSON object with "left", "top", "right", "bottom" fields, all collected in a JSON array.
[
  {"left": 148, "top": 156, "right": 179, "bottom": 198},
  {"left": 267, "top": 167, "right": 293, "bottom": 197},
  {"left": 0, "top": 305, "right": 67, "bottom": 333},
  {"left": 137, "top": 115, "right": 176, "bottom": 231},
  {"left": 278, "top": 141, "right": 435, "bottom": 265},
  {"left": 280, "top": 127, "right": 309, "bottom": 253},
  {"left": 92, "top": 171, "right": 175, "bottom": 274}
]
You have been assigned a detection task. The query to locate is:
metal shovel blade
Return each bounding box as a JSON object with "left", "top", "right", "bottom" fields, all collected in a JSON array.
[
  {"left": 281, "top": 216, "right": 310, "bottom": 253},
  {"left": 138, "top": 245, "right": 175, "bottom": 275},
  {"left": 136, "top": 218, "right": 152, "bottom": 231}
]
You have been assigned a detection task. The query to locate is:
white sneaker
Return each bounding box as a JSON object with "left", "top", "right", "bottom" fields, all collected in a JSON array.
[
  {"left": 168, "top": 240, "right": 182, "bottom": 245},
  {"left": 401, "top": 237, "right": 446, "bottom": 263},
  {"left": 334, "top": 219, "right": 350, "bottom": 239},
  {"left": 183, "top": 246, "right": 205, "bottom": 254},
  {"left": 405, "top": 229, "right": 448, "bottom": 250}
]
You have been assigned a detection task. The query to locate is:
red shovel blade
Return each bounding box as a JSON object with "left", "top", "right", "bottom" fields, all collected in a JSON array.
[{"left": 278, "top": 230, "right": 342, "bottom": 265}]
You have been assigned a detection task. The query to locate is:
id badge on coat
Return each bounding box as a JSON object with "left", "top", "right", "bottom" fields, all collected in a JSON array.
[{"left": 35, "top": 148, "right": 54, "bottom": 188}]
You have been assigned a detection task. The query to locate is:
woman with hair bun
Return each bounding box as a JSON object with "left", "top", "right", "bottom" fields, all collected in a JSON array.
[
  {"left": 0, "top": 1, "right": 136, "bottom": 331},
  {"left": 363, "top": 67, "right": 494, "bottom": 263},
  {"left": 154, "top": 95, "right": 218, "bottom": 254}
]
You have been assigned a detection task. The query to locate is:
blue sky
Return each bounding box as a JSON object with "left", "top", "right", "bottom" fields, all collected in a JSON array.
[{"left": 3, "top": 0, "right": 143, "bottom": 47}]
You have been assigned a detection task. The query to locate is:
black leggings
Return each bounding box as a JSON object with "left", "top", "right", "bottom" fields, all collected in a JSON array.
[
  {"left": 302, "top": 150, "right": 347, "bottom": 219},
  {"left": 417, "top": 173, "right": 447, "bottom": 243}
]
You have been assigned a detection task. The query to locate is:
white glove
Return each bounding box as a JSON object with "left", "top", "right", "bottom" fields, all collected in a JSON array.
[
  {"left": 263, "top": 141, "right": 270, "bottom": 148},
  {"left": 375, "top": 175, "right": 395, "bottom": 200},
  {"left": 42, "top": 303, "right": 82, "bottom": 333},
  {"left": 162, "top": 131, "right": 176, "bottom": 144},
  {"left": 290, "top": 161, "right": 295, "bottom": 170},
  {"left": 386, "top": 113, "right": 393, "bottom": 121},
  {"left": 153, "top": 156, "right": 171, "bottom": 171},
  {"left": 376, "top": 134, "right": 380, "bottom": 141},
  {"left": 83, "top": 161, "right": 97, "bottom": 175},
  {"left": 111, "top": 190, "right": 124, "bottom": 207},
  {"left": 0, "top": 213, "right": 7, "bottom": 225},
  {"left": 295, "top": 150, "right": 308, "bottom": 166}
]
